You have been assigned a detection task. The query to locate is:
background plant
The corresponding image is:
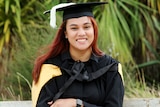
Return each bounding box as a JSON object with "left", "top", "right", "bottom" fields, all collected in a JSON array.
[{"left": 0, "top": 0, "right": 57, "bottom": 100}]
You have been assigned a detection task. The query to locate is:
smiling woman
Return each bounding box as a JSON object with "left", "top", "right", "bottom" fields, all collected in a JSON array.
[{"left": 32, "top": 2, "right": 124, "bottom": 107}]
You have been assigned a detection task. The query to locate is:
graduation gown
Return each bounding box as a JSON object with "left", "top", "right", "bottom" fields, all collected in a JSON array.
[{"left": 32, "top": 52, "right": 124, "bottom": 107}]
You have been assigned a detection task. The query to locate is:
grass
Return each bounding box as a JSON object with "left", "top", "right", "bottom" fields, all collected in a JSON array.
[{"left": 123, "top": 65, "right": 160, "bottom": 98}]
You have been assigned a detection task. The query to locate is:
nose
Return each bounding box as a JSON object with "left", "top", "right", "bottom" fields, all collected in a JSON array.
[{"left": 78, "top": 28, "right": 85, "bottom": 36}]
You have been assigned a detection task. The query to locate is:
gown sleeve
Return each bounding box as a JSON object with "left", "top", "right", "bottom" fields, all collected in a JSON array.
[
  {"left": 82, "top": 71, "right": 124, "bottom": 107},
  {"left": 36, "top": 79, "right": 58, "bottom": 107},
  {"left": 104, "top": 71, "right": 124, "bottom": 107},
  {"left": 32, "top": 64, "right": 62, "bottom": 107}
]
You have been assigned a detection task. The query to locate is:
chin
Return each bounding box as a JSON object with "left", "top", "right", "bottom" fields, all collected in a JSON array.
[{"left": 77, "top": 47, "right": 91, "bottom": 51}]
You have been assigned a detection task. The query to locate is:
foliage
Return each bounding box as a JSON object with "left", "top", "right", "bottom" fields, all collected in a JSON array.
[
  {"left": 0, "top": 0, "right": 160, "bottom": 100},
  {"left": 96, "top": 0, "right": 160, "bottom": 86},
  {"left": 2, "top": 23, "right": 54, "bottom": 100},
  {"left": 0, "top": 0, "right": 26, "bottom": 54},
  {"left": 0, "top": 0, "right": 55, "bottom": 54},
  {"left": 0, "top": 0, "right": 57, "bottom": 100}
]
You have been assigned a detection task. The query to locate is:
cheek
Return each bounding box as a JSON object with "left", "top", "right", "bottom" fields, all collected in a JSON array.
[
  {"left": 67, "top": 34, "right": 76, "bottom": 44},
  {"left": 91, "top": 35, "right": 94, "bottom": 44},
  {"left": 67, "top": 33, "right": 75, "bottom": 41},
  {"left": 65, "top": 31, "right": 74, "bottom": 39},
  {"left": 89, "top": 30, "right": 95, "bottom": 42}
]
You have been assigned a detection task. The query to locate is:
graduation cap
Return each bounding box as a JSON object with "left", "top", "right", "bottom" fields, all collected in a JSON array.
[{"left": 44, "top": 2, "right": 108, "bottom": 28}]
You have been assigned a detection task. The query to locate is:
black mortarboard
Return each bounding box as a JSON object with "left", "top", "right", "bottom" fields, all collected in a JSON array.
[{"left": 44, "top": 2, "right": 108, "bottom": 28}]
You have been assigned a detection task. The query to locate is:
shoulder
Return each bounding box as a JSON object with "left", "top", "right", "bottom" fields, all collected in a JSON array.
[
  {"left": 99, "top": 54, "right": 124, "bottom": 82},
  {"left": 87, "top": 54, "right": 121, "bottom": 81},
  {"left": 44, "top": 51, "right": 71, "bottom": 66},
  {"left": 44, "top": 54, "right": 62, "bottom": 66},
  {"left": 95, "top": 54, "right": 119, "bottom": 68}
]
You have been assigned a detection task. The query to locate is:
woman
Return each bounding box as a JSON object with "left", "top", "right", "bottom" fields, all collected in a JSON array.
[{"left": 32, "top": 2, "right": 124, "bottom": 107}]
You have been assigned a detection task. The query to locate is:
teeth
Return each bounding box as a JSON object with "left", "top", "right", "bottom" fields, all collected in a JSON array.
[{"left": 76, "top": 38, "right": 87, "bottom": 41}]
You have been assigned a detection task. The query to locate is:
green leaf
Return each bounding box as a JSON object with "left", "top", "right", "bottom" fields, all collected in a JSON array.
[
  {"left": 143, "top": 38, "right": 160, "bottom": 59},
  {"left": 118, "top": 0, "right": 138, "bottom": 21},
  {"left": 138, "top": 60, "right": 160, "bottom": 68},
  {"left": 0, "top": 35, "right": 5, "bottom": 54},
  {"left": 3, "top": 19, "right": 10, "bottom": 33},
  {"left": 5, "top": 28, "right": 10, "bottom": 44},
  {"left": 5, "top": 0, "right": 9, "bottom": 14}
]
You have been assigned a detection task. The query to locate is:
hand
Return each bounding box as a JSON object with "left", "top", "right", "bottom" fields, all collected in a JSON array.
[{"left": 48, "top": 98, "right": 76, "bottom": 107}]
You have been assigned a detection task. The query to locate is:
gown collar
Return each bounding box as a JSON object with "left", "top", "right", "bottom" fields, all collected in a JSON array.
[
  {"left": 61, "top": 51, "right": 99, "bottom": 63},
  {"left": 60, "top": 51, "right": 117, "bottom": 82}
]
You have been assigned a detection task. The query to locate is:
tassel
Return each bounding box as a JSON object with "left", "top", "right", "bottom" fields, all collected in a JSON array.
[{"left": 50, "top": 3, "right": 75, "bottom": 28}]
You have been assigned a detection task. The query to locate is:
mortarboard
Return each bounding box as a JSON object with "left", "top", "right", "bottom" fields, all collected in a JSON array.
[{"left": 44, "top": 2, "right": 108, "bottom": 28}]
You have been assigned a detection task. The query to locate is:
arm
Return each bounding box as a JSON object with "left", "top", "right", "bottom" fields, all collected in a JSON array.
[
  {"left": 104, "top": 71, "right": 124, "bottom": 107},
  {"left": 82, "top": 63, "right": 124, "bottom": 107},
  {"left": 36, "top": 79, "right": 59, "bottom": 107},
  {"left": 36, "top": 64, "right": 124, "bottom": 107},
  {"left": 37, "top": 74, "right": 124, "bottom": 107},
  {"left": 37, "top": 79, "right": 103, "bottom": 107}
]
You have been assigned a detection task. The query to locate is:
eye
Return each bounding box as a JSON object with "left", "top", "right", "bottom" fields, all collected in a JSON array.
[
  {"left": 84, "top": 25, "right": 91, "bottom": 29},
  {"left": 70, "top": 27, "right": 78, "bottom": 30}
]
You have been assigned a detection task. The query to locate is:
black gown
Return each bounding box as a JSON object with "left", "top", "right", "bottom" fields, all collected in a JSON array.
[{"left": 36, "top": 52, "right": 124, "bottom": 107}]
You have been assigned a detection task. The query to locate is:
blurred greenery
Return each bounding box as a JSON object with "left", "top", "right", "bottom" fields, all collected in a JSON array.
[{"left": 0, "top": 0, "right": 160, "bottom": 100}]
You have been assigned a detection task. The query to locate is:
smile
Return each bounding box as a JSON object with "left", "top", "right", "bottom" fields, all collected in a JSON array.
[{"left": 76, "top": 38, "right": 87, "bottom": 42}]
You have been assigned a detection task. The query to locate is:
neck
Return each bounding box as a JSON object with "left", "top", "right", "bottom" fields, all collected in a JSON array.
[{"left": 69, "top": 48, "right": 92, "bottom": 62}]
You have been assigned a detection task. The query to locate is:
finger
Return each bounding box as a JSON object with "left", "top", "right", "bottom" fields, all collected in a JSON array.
[{"left": 48, "top": 101, "right": 53, "bottom": 105}]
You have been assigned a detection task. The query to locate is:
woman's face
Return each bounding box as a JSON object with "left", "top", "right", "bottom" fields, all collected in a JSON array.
[{"left": 65, "top": 16, "right": 94, "bottom": 52}]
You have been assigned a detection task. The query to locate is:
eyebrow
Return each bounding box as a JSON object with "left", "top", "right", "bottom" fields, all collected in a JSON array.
[{"left": 69, "top": 22, "right": 92, "bottom": 26}]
